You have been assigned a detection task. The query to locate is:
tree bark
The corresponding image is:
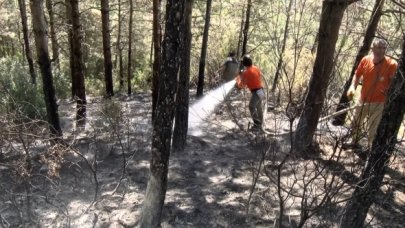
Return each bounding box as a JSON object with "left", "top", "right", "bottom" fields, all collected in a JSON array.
[
  {"left": 29, "top": 0, "right": 62, "bottom": 137},
  {"left": 332, "top": 0, "right": 385, "bottom": 125},
  {"left": 127, "top": 0, "right": 134, "bottom": 95},
  {"left": 138, "top": 1, "right": 185, "bottom": 227},
  {"left": 241, "top": 0, "right": 252, "bottom": 57},
  {"left": 101, "top": 0, "right": 114, "bottom": 97},
  {"left": 70, "top": 0, "right": 87, "bottom": 125},
  {"left": 65, "top": 0, "right": 75, "bottom": 99},
  {"left": 340, "top": 34, "right": 405, "bottom": 228},
  {"left": 172, "top": 0, "right": 193, "bottom": 152},
  {"left": 18, "top": 0, "right": 37, "bottom": 84},
  {"left": 196, "top": 0, "right": 212, "bottom": 98},
  {"left": 294, "top": 0, "right": 356, "bottom": 156},
  {"left": 152, "top": 0, "right": 162, "bottom": 121},
  {"left": 271, "top": 0, "right": 293, "bottom": 93},
  {"left": 117, "top": 0, "right": 124, "bottom": 89},
  {"left": 46, "top": 0, "right": 59, "bottom": 67},
  {"left": 236, "top": 3, "right": 245, "bottom": 59}
]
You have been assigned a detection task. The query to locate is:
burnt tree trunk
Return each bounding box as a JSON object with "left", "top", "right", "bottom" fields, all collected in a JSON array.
[
  {"left": 152, "top": 0, "right": 162, "bottom": 120},
  {"left": 46, "top": 0, "right": 59, "bottom": 67},
  {"left": 241, "top": 0, "right": 252, "bottom": 57},
  {"left": 18, "top": 0, "right": 37, "bottom": 84},
  {"left": 70, "top": 0, "right": 87, "bottom": 124},
  {"left": 127, "top": 0, "right": 134, "bottom": 95},
  {"left": 294, "top": 0, "right": 358, "bottom": 156},
  {"left": 196, "top": 0, "right": 212, "bottom": 98},
  {"left": 65, "top": 0, "right": 75, "bottom": 99},
  {"left": 271, "top": 0, "right": 293, "bottom": 93},
  {"left": 101, "top": 0, "right": 114, "bottom": 97},
  {"left": 172, "top": 0, "right": 193, "bottom": 152},
  {"left": 236, "top": 3, "right": 245, "bottom": 59},
  {"left": 138, "top": 1, "right": 185, "bottom": 227},
  {"left": 332, "top": 0, "right": 385, "bottom": 125},
  {"left": 30, "top": 0, "right": 62, "bottom": 136},
  {"left": 340, "top": 34, "right": 405, "bottom": 228}
]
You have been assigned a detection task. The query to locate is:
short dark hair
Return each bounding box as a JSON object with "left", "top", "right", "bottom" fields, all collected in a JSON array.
[
  {"left": 242, "top": 55, "right": 252, "bottom": 67},
  {"left": 228, "top": 51, "right": 236, "bottom": 57}
]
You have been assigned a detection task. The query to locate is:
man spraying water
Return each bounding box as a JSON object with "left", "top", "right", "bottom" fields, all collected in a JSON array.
[{"left": 235, "top": 55, "right": 266, "bottom": 132}]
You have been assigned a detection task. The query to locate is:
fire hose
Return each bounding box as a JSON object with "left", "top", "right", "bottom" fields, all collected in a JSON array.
[
  {"left": 318, "top": 103, "right": 361, "bottom": 122},
  {"left": 264, "top": 103, "right": 362, "bottom": 137}
]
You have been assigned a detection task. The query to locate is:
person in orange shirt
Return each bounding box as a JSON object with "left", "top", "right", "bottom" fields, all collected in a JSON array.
[
  {"left": 236, "top": 55, "right": 265, "bottom": 132},
  {"left": 346, "top": 38, "right": 398, "bottom": 148}
]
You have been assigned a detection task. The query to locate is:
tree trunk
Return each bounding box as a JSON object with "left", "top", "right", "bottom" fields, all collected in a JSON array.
[
  {"left": 65, "top": 0, "right": 75, "bottom": 99},
  {"left": 138, "top": 1, "right": 185, "bottom": 227},
  {"left": 101, "top": 0, "right": 114, "bottom": 97},
  {"left": 29, "top": 0, "right": 62, "bottom": 137},
  {"left": 294, "top": 0, "right": 355, "bottom": 156},
  {"left": 152, "top": 0, "right": 162, "bottom": 121},
  {"left": 271, "top": 0, "right": 293, "bottom": 93},
  {"left": 236, "top": 3, "right": 245, "bottom": 59},
  {"left": 127, "top": 0, "right": 133, "bottom": 95},
  {"left": 332, "top": 0, "right": 385, "bottom": 125},
  {"left": 196, "top": 0, "right": 212, "bottom": 98},
  {"left": 46, "top": 0, "right": 59, "bottom": 67},
  {"left": 241, "top": 0, "right": 252, "bottom": 57},
  {"left": 340, "top": 34, "right": 405, "bottom": 228},
  {"left": 117, "top": 0, "right": 124, "bottom": 89},
  {"left": 70, "top": 0, "right": 86, "bottom": 125},
  {"left": 172, "top": 0, "right": 193, "bottom": 152},
  {"left": 18, "top": 0, "right": 37, "bottom": 84}
]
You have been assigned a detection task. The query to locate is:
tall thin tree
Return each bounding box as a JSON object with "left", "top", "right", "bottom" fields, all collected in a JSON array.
[
  {"left": 332, "top": 0, "right": 385, "bottom": 125},
  {"left": 101, "top": 0, "right": 114, "bottom": 97},
  {"left": 172, "top": 0, "right": 193, "bottom": 152},
  {"left": 127, "top": 0, "right": 134, "bottom": 95},
  {"left": 241, "top": 0, "right": 252, "bottom": 57},
  {"left": 196, "top": 0, "right": 212, "bottom": 98},
  {"left": 29, "top": 0, "right": 62, "bottom": 136},
  {"left": 69, "top": 0, "right": 86, "bottom": 124},
  {"left": 117, "top": 0, "right": 124, "bottom": 89},
  {"left": 271, "top": 0, "right": 293, "bottom": 93},
  {"left": 236, "top": 3, "right": 245, "bottom": 59},
  {"left": 65, "top": 0, "right": 75, "bottom": 99},
  {"left": 138, "top": 1, "right": 185, "bottom": 227},
  {"left": 18, "top": 0, "right": 36, "bottom": 84},
  {"left": 46, "top": 0, "right": 59, "bottom": 67},
  {"left": 152, "top": 0, "right": 162, "bottom": 120},
  {"left": 294, "top": 0, "right": 359, "bottom": 156},
  {"left": 340, "top": 34, "right": 404, "bottom": 228}
]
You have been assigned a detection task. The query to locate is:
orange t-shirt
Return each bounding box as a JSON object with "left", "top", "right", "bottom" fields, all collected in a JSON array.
[
  {"left": 237, "top": 65, "right": 263, "bottom": 90},
  {"left": 355, "top": 55, "right": 398, "bottom": 103}
]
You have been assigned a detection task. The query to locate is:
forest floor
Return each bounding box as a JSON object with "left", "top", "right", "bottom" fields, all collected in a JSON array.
[{"left": 0, "top": 89, "right": 404, "bottom": 227}]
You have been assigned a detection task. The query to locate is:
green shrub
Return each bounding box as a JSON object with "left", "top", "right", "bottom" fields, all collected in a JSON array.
[{"left": 0, "top": 57, "right": 46, "bottom": 120}]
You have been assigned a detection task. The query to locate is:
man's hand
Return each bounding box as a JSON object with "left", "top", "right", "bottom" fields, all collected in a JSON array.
[
  {"left": 347, "top": 85, "right": 356, "bottom": 100},
  {"left": 234, "top": 75, "right": 244, "bottom": 89}
]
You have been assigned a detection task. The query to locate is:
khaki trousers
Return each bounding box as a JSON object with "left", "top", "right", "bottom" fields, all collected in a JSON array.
[{"left": 351, "top": 102, "right": 384, "bottom": 146}]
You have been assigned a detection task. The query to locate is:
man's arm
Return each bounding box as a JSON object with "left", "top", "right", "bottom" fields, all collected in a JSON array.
[{"left": 347, "top": 59, "right": 364, "bottom": 99}]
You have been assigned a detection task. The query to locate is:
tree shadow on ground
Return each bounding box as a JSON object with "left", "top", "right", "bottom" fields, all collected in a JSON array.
[
  {"left": 316, "top": 157, "right": 405, "bottom": 227},
  {"left": 159, "top": 131, "right": 275, "bottom": 227}
]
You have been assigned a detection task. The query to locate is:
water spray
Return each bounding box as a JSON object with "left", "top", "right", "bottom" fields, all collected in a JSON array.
[{"left": 188, "top": 80, "right": 236, "bottom": 136}]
